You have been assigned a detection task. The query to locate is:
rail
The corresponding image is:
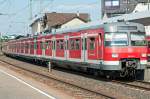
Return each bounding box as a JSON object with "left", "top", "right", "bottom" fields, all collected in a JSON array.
[{"left": 112, "top": 80, "right": 150, "bottom": 91}]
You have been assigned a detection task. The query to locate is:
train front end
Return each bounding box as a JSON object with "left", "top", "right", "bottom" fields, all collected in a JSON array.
[{"left": 103, "top": 22, "right": 147, "bottom": 79}]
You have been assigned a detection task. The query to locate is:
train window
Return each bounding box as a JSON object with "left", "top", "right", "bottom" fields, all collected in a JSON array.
[
  {"left": 25, "top": 44, "right": 27, "bottom": 49},
  {"left": 60, "top": 40, "right": 64, "bottom": 50},
  {"left": 66, "top": 40, "right": 68, "bottom": 50},
  {"left": 70, "top": 39, "right": 75, "bottom": 50},
  {"left": 36, "top": 42, "right": 39, "bottom": 49},
  {"left": 82, "top": 39, "right": 84, "bottom": 50},
  {"left": 40, "top": 41, "right": 43, "bottom": 49},
  {"left": 31, "top": 44, "right": 34, "bottom": 49},
  {"left": 34, "top": 42, "right": 37, "bottom": 49},
  {"left": 46, "top": 41, "right": 51, "bottom": 49},
  {"left": 45, "top": 41, "right": 49, "bottom": 49},
  {"left": 105, "top": 32, "right": 128, "bottom": 46},
  {"left": 43, "top": 42, "right": 46, "bottom": 49},
  {"left": 85, "top": 38, "right": 87, "bottom": 50},
  {"left": 56, "top": 40, "right": 64, "bottom": 50},
  {"left": 118, "top": 26, "right": 137, "bottom": 30},
  {"left": 148, "top": 41, "right": 150, "bottom": 48},
  {"left": 53, "top": 41, "right": 56, "bottom": 50},
  {"left": 27, "top": 43, "right": 29, "bottom": 49},
  {"left": 21, "top": 44, "right": 24, "bottom": 49},
  {"left": 131, "top": 32, "right": 147, "bottom": 46},
  {"left": 89, "top": 38, "right": 95, "bottom": 50},
  {"left": 45, "top": 41, "right": 48, "bottom": 49},
  {"left": 99, "top": 34, "right": 102, "bottom": 46},
  {"left": 25, "top": 43, "right": 29, "bottom": 49},
  {"left": 56, "top": 40, "right": 60, "bottom": 49},
  {"left": 75, "top": 39, "right": 80, "bottom": 50}
]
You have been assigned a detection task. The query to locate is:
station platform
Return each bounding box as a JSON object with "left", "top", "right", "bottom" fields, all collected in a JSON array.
[{"left": 0, "top": 69, "right": 55, "bottom": 99}]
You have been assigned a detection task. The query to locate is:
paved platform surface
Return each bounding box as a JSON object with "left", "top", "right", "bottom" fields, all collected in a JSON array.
[{"left": 0, "top": 70, "right": 55, "bottom": 99}]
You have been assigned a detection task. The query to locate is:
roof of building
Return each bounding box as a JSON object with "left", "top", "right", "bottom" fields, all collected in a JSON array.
[{"left": 44, "top": 12, "right": 90, "bottom": 27}]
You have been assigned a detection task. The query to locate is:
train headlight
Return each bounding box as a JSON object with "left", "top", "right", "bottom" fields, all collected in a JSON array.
[
  {"left": 112, "top": 53, "right": 118, "bottom": 58},
  {"left": 141, "top": 53, "right": 147, "bottom": 57}
]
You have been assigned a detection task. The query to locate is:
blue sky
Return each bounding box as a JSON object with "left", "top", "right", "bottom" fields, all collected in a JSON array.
[{"left": 0, "top": 0, "right": 101, "bottom": 35}]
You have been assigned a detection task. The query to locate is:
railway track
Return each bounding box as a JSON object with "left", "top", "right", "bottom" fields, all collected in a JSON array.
[
  {"left": 0, "top": 59, "right": 116, "bottom": 99},
  {"left": 112, "top": 80, "right": 150, "bottom": 91}
]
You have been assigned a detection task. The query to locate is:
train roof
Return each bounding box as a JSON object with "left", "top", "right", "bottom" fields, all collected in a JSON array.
[
  {"left": 8, "top": 21, "right": 145, "bottom": 42},
  {"left": 52, "top": 21, "right": 144, "bottom": 34}
]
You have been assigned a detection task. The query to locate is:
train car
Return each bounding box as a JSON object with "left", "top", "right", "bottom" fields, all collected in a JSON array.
[{"left": 3, "top": 22, "right": 147, "bottom": 80}]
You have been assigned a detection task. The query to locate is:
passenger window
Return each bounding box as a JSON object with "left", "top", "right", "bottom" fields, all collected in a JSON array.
[
  {"left": 56, "top": 40, "right": 59, "bottom": 49},
  {"left": 53, "top": 41, "right": 56, "bottom": 50},
  {"left": 70, "top": 39, "right": 75, "bottom": 50},
  {"left": 148, "top": 41, "right": 150, "bottom": 48},
  {"left": 85, "top": 38, "right": 87, "bottom": 50},
  {"left": 66, "top": 40, "right": 68, "bottom": 50},
  {"left": 37, "top": 42, "right": 39, "bottom": 49},
  {"left": 75, "top": 39, "right": 80, "bottom": 50},
  {"left": 60, "top": 40, "right": 64, "bottom": 50},
  {"left": 89, "top": 38, "right": 95, "bottom": 50},
  {"left": 34, "top": 41, "right": 37, "bottom": 49},
  {"left": 46, "top": 41, "right": 51, "bottom": 49},
  {"left": 40, "top": 41, "right": 43, "bottom": 49},
  {"left": 99, "top": 34, "right": 102, "bottom": 46}
]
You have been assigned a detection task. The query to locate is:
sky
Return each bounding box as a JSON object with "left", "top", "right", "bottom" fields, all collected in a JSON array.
[{"left": 0, "top": 0, "right": 101, "bottom": 36}]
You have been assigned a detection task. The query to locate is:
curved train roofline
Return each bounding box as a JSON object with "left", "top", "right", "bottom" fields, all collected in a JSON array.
[
  {"left": 7, "top": 21, "right": 145, "bottom": 42},
  {"left": 53, "top": 21, "right": 145, "bottom": 35}
]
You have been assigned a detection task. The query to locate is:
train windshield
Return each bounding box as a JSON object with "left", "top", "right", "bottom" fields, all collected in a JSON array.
[
  {"left": 131, "top": 32, "right": 147, "bottom": 46},
  {"left": 105, "top": 32, "right": 128, "bottom": 46}
]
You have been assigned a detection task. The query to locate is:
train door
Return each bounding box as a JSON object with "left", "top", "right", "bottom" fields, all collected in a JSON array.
[
  {"left": 52, "top": 37, "right": 56, "bottom": 58},
  {"left": 42, "top": 38, "right": 45, "bottom": 57},
  {"left": 34, "top": 38, "right": 36, "bottom": 55},
  {"left": 69, "top": 37, "right": 81, "bottom": 59},
  {"left": 65, "top": 35, "right": 69, "bottom": 60},
  {"left": 147, "top": 40, "right": 150, "bottom": 62},
  {"left": 87, "top": 33, "right": 102, "bottom": 60},
  {"left": 28, "top": 40, "right": 30, "bottom": 55},
  {"left": 81, "top": 33, "right": 88, "bottom": 62},
  {"left": 45, "top": 39, "right": 53, "bottom": 57},
  {"left": 55, "top": 39, "right": 65, "bottom": 57}
]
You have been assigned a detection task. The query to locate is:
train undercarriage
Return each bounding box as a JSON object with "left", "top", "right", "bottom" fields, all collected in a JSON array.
[{"left": 4, "top": 53, "right": 145, "bottom": 80}]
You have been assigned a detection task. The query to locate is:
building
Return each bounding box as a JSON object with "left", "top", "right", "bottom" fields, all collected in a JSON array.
[
  {"left": 101, "top": 0, "right": 149, "bottom": 18},
  {"left": 30, "top": 18, "right": 43, "bottom": 35},
  {"left": 30, "top": 12, "right": 90, "bottom": 35},
  {"left": 101, "top": 0, "right": 150, "bottom": 35}
]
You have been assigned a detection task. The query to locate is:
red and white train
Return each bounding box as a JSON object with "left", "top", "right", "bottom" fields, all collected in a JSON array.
[{"left": 2, "top": 22, "right": 147, "bottom": 79}]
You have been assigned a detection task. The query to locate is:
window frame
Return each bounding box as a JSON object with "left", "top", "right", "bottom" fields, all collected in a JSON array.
[{"left": 89, "top": 37, "right": 96, "bottom": 50}]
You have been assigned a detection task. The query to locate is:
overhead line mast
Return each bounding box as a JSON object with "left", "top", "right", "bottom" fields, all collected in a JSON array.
[{"left": 29, "top": 0, "right": 32, "bottom": 20}]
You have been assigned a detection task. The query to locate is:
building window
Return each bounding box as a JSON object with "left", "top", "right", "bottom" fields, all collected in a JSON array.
[
  {"left": 112, "top": 0, "right": 119, "bottom": 6},
  {"left": 105, "top": 0, "right": 120, "bottom": 8},
  {"left": 105, "top": 0, "right": 112, "bottom": 6}
]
